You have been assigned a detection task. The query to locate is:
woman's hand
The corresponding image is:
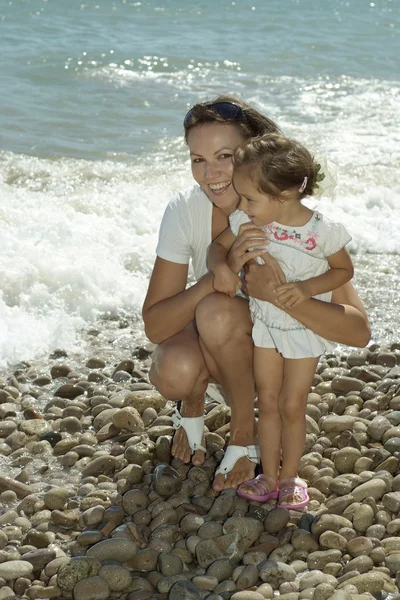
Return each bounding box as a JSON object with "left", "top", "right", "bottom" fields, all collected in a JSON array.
[
  {"left": 213, "top": 265, "right": 242, "bottom": 298},
  {"left": 244, "top": 255, "right": 286, "bottom": 303},
  {"left": 226, "top": 222, "right": 269, "bottom": 273},
  {"left": 274, "top": 281, "right": 311, "bottom": 308}
]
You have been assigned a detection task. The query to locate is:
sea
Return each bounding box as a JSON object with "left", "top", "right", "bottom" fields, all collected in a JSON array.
[{"left": 0, "top": 0, "right": 399, "bottom": 369}]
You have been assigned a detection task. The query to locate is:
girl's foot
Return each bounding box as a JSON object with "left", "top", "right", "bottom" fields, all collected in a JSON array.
[
  {"left": 277, "top": 477, "right": 309, "bottom": 510},
  {"left": 237, "top": 474, "right": 279, "bottom": 502}
]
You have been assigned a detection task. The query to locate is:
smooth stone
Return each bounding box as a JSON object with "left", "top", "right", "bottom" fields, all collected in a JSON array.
[
  {"left": 22, "top": 529, "right": 49, "bottom": 548},
  {"left": 98, "top": 564, "right": 132, "bottom": 591},
  {"left": 157, "top": 574, "right": 189, "bottom": 594},
  {"left": 343, "top": 555, "right": 374, "bottom": 574},
  {"left": 126, "top": 548, "right": 159, "bottom": 572},
  {"left": 351, "top": 479, "right": 387, "bottom": 501},
  {"left": 223, "top": 517, "right": 263, "bottom": 549},
  {"left": 319, "top": 531, "right": 347, "bottom": 552},
  {"left": 347, "top": 536, "right": 373, "bottom": 557},
  {"left": 0, "top": 587, "right": 15, "bottom": 600},
  {"left": 112, "top": 407, "right": 144, "bottom": 432},
  {"left": 382, "top": 491, "right": 400, "bottom": 512},
  {"left": 331, "top": 376, "right": 364, "bottom": 393},
  {"left": 19, "top": 420, "right": 52, "bottom": 437},
  {"left": 367, "top": 416, "right": 393, "bottom": 441},
  {"left": 81, "top": 455, "right": 117, "bottom": 478},
  {"left": 231, "top": 593, "right": 265, "bottom": 600},
  {"left": 168, "top": 580, "right": 201, "bottom": 600},
  {"left": 338, "top": 572, "right": 395, "bottom": 594},
  {"left": 86, "top": 539, "right": 137, "bottom": 562},
  {"left": 73, "top": 575, "right": 110, "bottom": 600},
  {"left": 124, "top": 441, "right": 154, "bottom": 465},
  {"left": 307, "top": 550, "right": 342, "bottom": 570},
  {"left": 196, "top": 533, "right": 244, "bottom": 568},
  {"left": 322, "top": 416, "right": 357, "bottom": 436},
  {"left": 258, "top": 560, "right": 296, "bottom": 588},
  {"left": 158, "top": 552, "right": 183, "bottom": 576},
  {"left": 353, "top": 504, "right": 374, "bottom": 533},
  {"left": 54, "top": 384, "right": 85, "bottom": 399},
  {"left": 0, "top": 560, "right": 33, "bottom": 580},
  {"left": 291, "top": 530, "right": 319, "bottom": 553},
  {"left": 20, "top": 548, "right": 56, "bottom": 571},
  {"left": 235, "top": 564, "right": 259, "bottom": 590},
  {"left": 334, "top": 448, "right": 361, "bottom": 473},
  {"left": 152, "top": 464, "right": 183, "bottom": 497},
  {"left": 206, "top": 558, "right": 234, "bottom": 582},
  {"left": 191, "top": 575, "right": 219, "bottom": 590},
  {"left": 124, "top": 391, "right": 166, "bottom": 415},
  {"left": 57, "top": 557, "right": 102, "bottom": 591},
  {"left": 43, "top": 487, "right": 69, "bottom": 510},
  {"left": 264, "top": 508, "right": 290, "bottom": 535},
  {"left": 122, "top": 489, "right": 149, "bottom": 515}
]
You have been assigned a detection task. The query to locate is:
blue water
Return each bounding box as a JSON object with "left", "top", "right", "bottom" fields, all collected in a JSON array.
[
  {"left": 1, "top": 0, "right": 398, "bottom": 158},
  {"left": 0, "top": 0, "right": 399, "bottom": 366}
]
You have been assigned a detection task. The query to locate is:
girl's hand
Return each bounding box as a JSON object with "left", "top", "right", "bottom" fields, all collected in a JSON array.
[
  {"left": 213, "top": 265, "right": 242, "bottom": 298},
  {"left": 274, "top": 281, "right": 311, "bottom": 308},
  {"left": 227, "top": 222, "right": 269, "bottom": 273}
]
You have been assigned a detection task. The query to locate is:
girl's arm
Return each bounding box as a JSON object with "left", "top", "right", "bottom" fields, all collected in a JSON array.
[
  {"left": 207, "top": 228, "right": 242, "bottom": 297},
  {"left": 142, "top": 257, "right": 215, "bottom": 344},
  {"left": 275, "top": 248, "right": 354, "bottom": 308}
]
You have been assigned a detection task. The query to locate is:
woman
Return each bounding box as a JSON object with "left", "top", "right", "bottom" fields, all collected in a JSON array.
[{"left": 142, "top": 96, "right": 370, "bottom": 492}]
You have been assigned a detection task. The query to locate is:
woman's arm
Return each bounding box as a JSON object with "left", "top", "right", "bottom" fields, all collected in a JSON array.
[
  {"left": 142, "top": 257, "right": 215, "bottom": 344},
  {"left": 245, "top": 264, "right": 370, "bottom": 347},
  {"left": 274, "top": 248, "right": 354, "bottom": 308}
]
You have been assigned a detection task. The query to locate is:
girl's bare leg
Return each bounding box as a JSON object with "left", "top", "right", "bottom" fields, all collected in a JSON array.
[
  {"left": 253, "top": 348, "right": 284, "bottom": 484},
  {"left": 195, "top": 293, "right": 257, "bottom": 491},
  {"left": 278, "top": 357, "right": 319, "bottom": 479},
  {"left": 149, "top": 323, "right": 209, "bottom": 465}
]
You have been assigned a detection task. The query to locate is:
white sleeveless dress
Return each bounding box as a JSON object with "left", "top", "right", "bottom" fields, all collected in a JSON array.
[{"left": 229, "top": 209, "right": 352, "bottom": 359}]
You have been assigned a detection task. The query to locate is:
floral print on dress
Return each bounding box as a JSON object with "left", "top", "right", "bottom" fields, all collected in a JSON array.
[{"left": 263, "top": 213, "right": 321, "bottom": 253}]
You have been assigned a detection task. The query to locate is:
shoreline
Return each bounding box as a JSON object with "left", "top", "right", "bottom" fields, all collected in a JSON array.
[{"left": 0, "top": 323, "right": 400, "bottom": 599}]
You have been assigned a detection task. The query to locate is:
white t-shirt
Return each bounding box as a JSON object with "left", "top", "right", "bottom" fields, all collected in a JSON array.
[{"left": 156, "top": 184, "right": 213, "bottom": 280}]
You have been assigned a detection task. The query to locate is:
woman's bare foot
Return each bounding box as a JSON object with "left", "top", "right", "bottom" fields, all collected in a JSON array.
[
  {"left": 171, "top": 397, "right": 206, "bottom": 465},
  {"left": 213, "top": 454, "right": 257, "bottom": 491}
]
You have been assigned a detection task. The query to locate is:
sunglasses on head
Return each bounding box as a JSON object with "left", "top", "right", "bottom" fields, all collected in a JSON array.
[{"left": 183, "top": 101, "right": 245, "bottom": 127}]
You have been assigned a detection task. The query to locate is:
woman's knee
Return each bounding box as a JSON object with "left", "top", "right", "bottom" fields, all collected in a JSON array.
[
  {"left": 196, "top": 293, "right": 250, "bottom": 343},
  {"left": 149, "top": 341, "right": 208, "bottom": 400}
]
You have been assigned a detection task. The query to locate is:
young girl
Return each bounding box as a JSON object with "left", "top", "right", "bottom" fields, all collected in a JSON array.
[{"left": 208, "top": 133, "right": 354, "bottom": 509}]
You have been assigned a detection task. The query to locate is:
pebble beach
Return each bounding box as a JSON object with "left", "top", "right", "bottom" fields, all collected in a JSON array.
[
  {"left": 1, "top": 308, "right": 400, "bottom": 600},
  {"left": 1, "top": 1, "right": 400, "bottom": 599}
]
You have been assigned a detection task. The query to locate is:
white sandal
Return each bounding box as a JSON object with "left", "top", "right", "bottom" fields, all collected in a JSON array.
[
  {"left": 171, "top": 408, "right": 206, "bottom": 455},
  {"left": 215, "top": 444, "right": 260, "bottom": 478}
]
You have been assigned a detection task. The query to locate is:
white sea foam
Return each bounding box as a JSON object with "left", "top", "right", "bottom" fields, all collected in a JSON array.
[
  {"left": 1, "top": 135, "right": 399, "bottom": 368},
  {"left": 0, "top": 150, "right": 191, "bottom": 368}
]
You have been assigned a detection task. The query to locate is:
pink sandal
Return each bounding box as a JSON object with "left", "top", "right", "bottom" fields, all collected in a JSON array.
[
  {"left": 277, "top": 477, "right": 309, "bottom": 510},
  {"left": 237, "top": 475, "right": 279, "bottom": 502}
]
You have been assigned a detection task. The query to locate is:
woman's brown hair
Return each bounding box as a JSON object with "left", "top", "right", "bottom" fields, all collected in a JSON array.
[
  {"left": 183, "top": 95, "right": 281, "bottom": 143},
  {"left": 234, "top": 133, "right": 318, "bottom": 197}
]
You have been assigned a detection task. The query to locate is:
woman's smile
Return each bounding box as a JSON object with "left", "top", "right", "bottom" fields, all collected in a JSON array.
[{"left": 187, "top": 122, "right": 246, "bottom": 212}]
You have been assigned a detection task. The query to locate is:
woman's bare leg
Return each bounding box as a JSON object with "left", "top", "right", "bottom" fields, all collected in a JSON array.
[
  {"left": 195, "top": 293, "right": 257, "bottom": 491},
  {"left": 149, "top": 323, "right": 209, "bottom": 465},
  {"left": 278, "top": 357, "right": 319, "bottom": 479}
]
